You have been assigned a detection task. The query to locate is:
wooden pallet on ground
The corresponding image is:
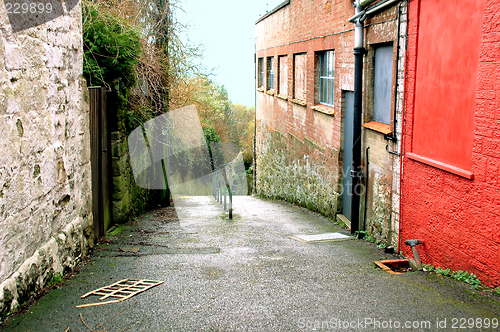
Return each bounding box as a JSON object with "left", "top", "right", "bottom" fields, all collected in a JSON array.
[{"left": 76, "top": 278, "right": 164, "bottom": 308}]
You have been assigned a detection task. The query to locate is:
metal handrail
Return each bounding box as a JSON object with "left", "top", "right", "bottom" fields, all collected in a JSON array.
[{"left": 212, "top": 163, "right": 233, "bottom": 219}]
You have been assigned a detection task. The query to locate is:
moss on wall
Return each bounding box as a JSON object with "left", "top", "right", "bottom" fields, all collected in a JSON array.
[{"left": 256, "top": 124, "right": 342, "bottom": 218}]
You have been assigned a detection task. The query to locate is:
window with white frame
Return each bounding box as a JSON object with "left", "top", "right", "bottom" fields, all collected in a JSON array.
[
  {"left": 257, "top": 57, "right": 264, "bottom": 89},
  {"left": 318, "top": 50, "right": 335, "bottom": 106},
  {"left": 266, "top": 56, "right": 274, "bottom": 91}
]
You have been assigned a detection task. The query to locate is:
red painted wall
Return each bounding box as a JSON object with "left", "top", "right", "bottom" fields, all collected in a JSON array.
[{"left": 402, "top": 0, "right": 500, "bottom": 286}]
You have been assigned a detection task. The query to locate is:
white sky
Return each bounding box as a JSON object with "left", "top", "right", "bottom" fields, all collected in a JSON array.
[{"left": 177, "top": 0, "right": 284, "bottom": 107}]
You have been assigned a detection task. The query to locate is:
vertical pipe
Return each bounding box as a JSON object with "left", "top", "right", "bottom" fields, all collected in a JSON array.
[
  {"left": 350, "top": 5, "right": 366, "bottom": 234},
  {"left": 228, "top": 164, "right": 233, "bottom": 219},
  {"left": 253, "top": 52, "right": 257, "bottom": 195}
]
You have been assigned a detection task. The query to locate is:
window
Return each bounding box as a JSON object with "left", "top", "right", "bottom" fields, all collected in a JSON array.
[
  {"left": 278, "top": 55, "right": 288, "bottom": 96},
  {"left": 318, "top": 50, "right": 335, "bottom": 106},
  {"left": 257, "top": 57, "right": 264, "bottom": 88},
  {"left": 373, "top": 45, "right": 393, "bottom": 125},
  {"left": 293, "top": 53, "right": 307, "bottom": 101},
  {"left": 266, "top": 57, "right": 274, "bottom": 90}
]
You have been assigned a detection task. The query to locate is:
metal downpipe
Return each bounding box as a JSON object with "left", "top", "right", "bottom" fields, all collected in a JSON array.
[{"left": 350, "top": 6, "right": 367, "bottom": 234}]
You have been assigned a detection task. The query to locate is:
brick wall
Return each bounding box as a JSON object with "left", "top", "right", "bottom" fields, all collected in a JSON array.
[
  {"left": 255, "top": 1, "right": 356, "bottom": 218},
  {"left": 255, "top": 0, "right": 406, "bottom": 244},
  {"left": 402, "top": 0, "right": 500, "bottom": 286}
]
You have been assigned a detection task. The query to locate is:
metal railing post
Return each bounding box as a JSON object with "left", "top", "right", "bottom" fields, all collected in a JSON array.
[
  {"left": 228, "top": 164, "right": 233, "bottom": 219},
  {"left": 223, "top": 166, "right": 227, "bottom": 211}
]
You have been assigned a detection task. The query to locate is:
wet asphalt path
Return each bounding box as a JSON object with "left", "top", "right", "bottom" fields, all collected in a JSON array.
[{"left": 1, "top": 196, "right": 499, "bottom": 331}]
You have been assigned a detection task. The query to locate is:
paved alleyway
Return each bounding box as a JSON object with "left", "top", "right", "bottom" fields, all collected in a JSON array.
[{"left": 1, "top": 196, "right": 499, "bottom": 331}]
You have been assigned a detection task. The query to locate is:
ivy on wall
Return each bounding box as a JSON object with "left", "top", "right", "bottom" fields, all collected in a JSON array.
[{"left": 82, "top": 2, "right": 142, "bottom": 90}]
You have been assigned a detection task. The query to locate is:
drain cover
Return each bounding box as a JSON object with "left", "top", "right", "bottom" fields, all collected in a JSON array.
[{"left": 290, "top": 232, "right": 351, "bottom": 243}]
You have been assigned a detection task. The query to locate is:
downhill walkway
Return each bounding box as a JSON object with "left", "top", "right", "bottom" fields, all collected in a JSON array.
[{"left": 1, "top": 196, "right": 499, "bottom": 331}]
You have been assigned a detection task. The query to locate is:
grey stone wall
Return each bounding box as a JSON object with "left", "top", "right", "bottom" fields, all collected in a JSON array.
[
  {"left": 111, "top": 128, "right": 159, "bottom": 224},
  {"left": 111, "top": 130, "right": 132, "bottom": 223},
  {"left": 0, "top": 3, "right": 93, "bottom": 316},
  {"left": 256, "top": 123, "right": 342, "bottom": 218}
]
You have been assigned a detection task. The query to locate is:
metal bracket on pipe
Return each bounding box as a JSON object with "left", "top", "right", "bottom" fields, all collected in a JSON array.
[
  {"left": 350, "top": 169, "right": 366, "bottom": 179},
  {"left": 386, "top": 144, "right": 401, "bottom": 156},
  {"left": 384, "top": 133, "right": 397, "bottom": 143}
]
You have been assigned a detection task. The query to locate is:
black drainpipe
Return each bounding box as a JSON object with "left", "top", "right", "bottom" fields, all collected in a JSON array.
[{"left": 350, "top": 3, "right": 368, "bottom": 234}]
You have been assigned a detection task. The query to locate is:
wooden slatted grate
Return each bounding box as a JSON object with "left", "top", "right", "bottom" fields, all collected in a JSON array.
[{"left": 76, "top": 279, "right": 164, "bottom": 308}]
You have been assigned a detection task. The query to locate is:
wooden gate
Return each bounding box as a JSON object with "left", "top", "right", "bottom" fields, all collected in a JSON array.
[{"left": 89, "top": 87, "right": 111, "bottom": 240}]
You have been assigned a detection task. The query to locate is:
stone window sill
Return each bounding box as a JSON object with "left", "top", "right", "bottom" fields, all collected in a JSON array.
[
  {"left": 276, "top": 94, "right": 288, "bottom": 100},
  {"left": 291, "top": 98, "right": 307, "bottom": 106},
  {"left": 266, "top": 89, "right": 275, "bottom": 96},
  {"left": 257, "top": 87, "right": 265, "bottom": 92},
  {"left": 311, "top": 104, "right": 335, "bottom": 116},
  {"left": 362, "top": 121, "right": 392, "bottom": 135}
]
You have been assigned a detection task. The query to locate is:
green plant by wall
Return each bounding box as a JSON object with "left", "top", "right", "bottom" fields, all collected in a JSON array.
[
  {"left": 355, "top": 230, "right": 375, "bottom": 243},
  {"left": 423, "top": 264, "right": 483, "bottom": 289},
  {"left": 47, "top": 273, "right": 63, "bottom": 288},
  {"left": 82, "top": 2, "right": 142, "bottom": 89}
]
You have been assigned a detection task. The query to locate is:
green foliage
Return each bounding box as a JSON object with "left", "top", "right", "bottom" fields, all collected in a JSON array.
[
  {"left": 365, "top": 235, "right": 376, "bottom": 243},
  {"left": 377, "top": 243, "right": 387, "bottom": 249},
  {"left": 47, "top": 273, "right": 63, "bottom": 288},
  {"left": 231, "top": 104, "right": 255, "bottom": 164},
  {"left": 451, "top": 270, "right": 482, "bottom": 289},
  {"left": 354, "top": 230, "right": 366, "bottom": 238},
  {"left": 82, "top": 2, "right": 142, "bottom": 89},
  {"left": 354, "top": 230, "right": 376, "bottom": 244},
  {"left": 203, "top": 125, "right": 221, "bottom": 144},
  {"left": 107, "top": 224, "right": 125, "bottom": 236},
  {"left": 423, "top": 264, "right": 483, "bottom": 289},
  {"left": 494, "top": 287, "right": 500, "bottom": 295},
  {"left": 333, "top": 220, "right": 346, "bottom": 228}
]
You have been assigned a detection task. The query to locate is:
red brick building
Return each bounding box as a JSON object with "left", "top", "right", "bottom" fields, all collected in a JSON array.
[
  {"left": 255, "top": 0, "right": 407, "bottom": 248},
  {"left": 401, "top": 0, "right": 500, "bottom": 287},
  {"left": 256, "top": 0, "right": 500, "bottom": 287}
]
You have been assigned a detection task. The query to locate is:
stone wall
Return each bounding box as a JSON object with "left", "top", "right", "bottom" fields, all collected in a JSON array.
[
  {"left": 256, "top": 121, "right": 342, "bottom": 217},
  {"left": 111, "top": 129, "right": 156, "bottom": 224},
  {"left": 0, "top": 3, "right": 93, "bottom": 316}
]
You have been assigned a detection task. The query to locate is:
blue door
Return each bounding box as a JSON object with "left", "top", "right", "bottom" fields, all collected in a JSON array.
[{"left": 342, "top": 91, "right": 354, "bottom": 221}]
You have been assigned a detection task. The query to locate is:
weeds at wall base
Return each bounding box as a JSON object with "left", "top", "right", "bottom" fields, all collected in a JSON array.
[{"left": 422, "top": 264, "right": 485, "bottom": 290}]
